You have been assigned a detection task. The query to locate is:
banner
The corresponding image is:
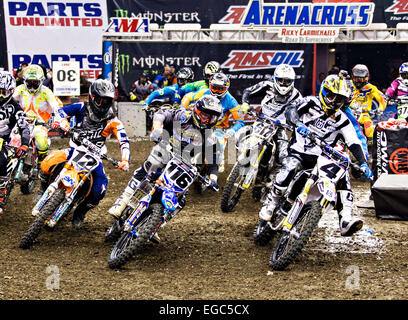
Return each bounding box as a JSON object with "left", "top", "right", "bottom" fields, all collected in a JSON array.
[
  {"left": 114, "top": 42, "right": 313, "bottom": 102},
  {"left": 372, "top": 127, "right": 408, "bottom": 182},
  {"left": 4, "top": 0, "right": 109, "bottom": 80},
  {"left": 0, "top": 1, "right": 8, "bottom": 70},
  {"left": 107, "top": 0, "right": 397, "bottom": 28}
]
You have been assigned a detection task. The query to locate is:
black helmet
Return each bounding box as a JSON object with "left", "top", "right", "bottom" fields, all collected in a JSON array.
[
  {"left": 177, "top": 67, "right": 194, "bottom": 86},
  {"left": 0, "top": 71, "right": 16, "bottom": 107},
  {"left": 192, "top": 95, "right": 223, "bottom": 130},
  {"left": 88, "top": 79, "right": 115, "bottom": 121}
]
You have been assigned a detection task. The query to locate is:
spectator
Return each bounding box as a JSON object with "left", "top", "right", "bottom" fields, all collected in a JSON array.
[
  {"left": 316, "top": 72, "right": 325, "bottom": 94},
  {"left": 152, "top": 63, "right": 177, "bottom": 89},
  {"left": 80, "top": 71, "right": 91, "bottom": 94},
  {"left": 129, "top": 72, "right": 154, "bottom": 102},
  {"left": 14, "top": 62, "right": 29, "bottom": 86},
  {"left": 43, "top": 68, "right": 54, "bottom": 91}
]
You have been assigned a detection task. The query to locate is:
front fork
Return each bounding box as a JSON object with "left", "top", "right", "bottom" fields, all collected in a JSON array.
[{"left": 241, "top": 145, "right": 267, "bottom": 189}]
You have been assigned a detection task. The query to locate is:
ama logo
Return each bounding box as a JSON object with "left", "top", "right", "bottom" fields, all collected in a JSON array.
[
  {"left": 105, "top": 18, "right": 150, "bottom": 34},
  {"left": 221, "top": 50, "right": 304, "bottom": 72},
  {"left": 218, "top": 6, "right": 247, "bottom": 24},
  {"left": 385, "top": 0, "right": 408, "bottom": 14}
]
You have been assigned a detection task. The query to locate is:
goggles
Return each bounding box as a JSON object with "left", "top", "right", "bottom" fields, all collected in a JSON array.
[
  {"left": 0, "top": 88, "right": 13, "bottom": 98},
  {"left": 323, "top": 87, "right": 346, "bottom": 109},
  {"left": 275, "top": 77, "right": 293, "bottom": 87},
  {"left": 401, "top": 73, "right": 408, "bottom": 80},
  {"left": 210, "top": 83, "right": 227, "bottom": 95},
  {"left": 25, "top": 79, "right": 41, "bottom": 91},
  {"left": 94, "top": 96, "right": 114, "bottom": 109}
]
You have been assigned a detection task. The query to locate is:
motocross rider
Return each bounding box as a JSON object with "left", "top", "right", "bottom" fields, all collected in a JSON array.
[
  {"left": 108, "top": 95, "right": 223, "bottom": 232},
  {"left": 385, "top": 62, "right": 408, "bottom": 118},
  {"left": 241, "top": 64, "right": 302, "bottom": 166},
  {"left": 142, "top": 67, "right": 195, "bottom": 107},
  {"left": 181, "top": 61, "right": 221, "bottom": 94},
  {"left": 38, "top": 79, "right": 130, "bottom": 228},
  {"left": 180, "top": 72, "right": 245, "bottom": 172},
  {"left": 257, "top": 75, "right": 372, "bottom": 237},
  {"left": 13, "top": 64, "right": 63, "bottom": 165},
  {"left": 0, "top": 71, "right": 30, "bottom": 215},
  {"left": 349, "top": 64, "right": 386, "bottom": 139}
]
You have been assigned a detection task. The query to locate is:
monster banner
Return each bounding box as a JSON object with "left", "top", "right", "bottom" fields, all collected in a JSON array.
[{"left": 113, "top": 42, "right": 313, "bottom": 102}]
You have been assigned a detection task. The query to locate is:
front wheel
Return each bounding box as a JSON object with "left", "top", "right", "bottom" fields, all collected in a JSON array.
[
  {"left": 19, "top": 189, "right": 66, "bottom": 249},
  {"left": 220, "top": 164, "right": 246, "bottom": 213},
  {"left": 104, "top": 205, "right": 133, "bottom": 243},
  {"left": 108, "top": 203, "right": 164, "bottom": 269},
  {"left": 270, "top": 200, "right": 322, "bottom": 271}
]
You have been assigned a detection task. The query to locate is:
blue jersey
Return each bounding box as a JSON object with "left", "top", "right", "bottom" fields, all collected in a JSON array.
[
  {"left": 145, "top": 84, "right": 185, "bottom": 105},
  {"left": 343, "top": 106, "right": 369, "bottom": 159}
]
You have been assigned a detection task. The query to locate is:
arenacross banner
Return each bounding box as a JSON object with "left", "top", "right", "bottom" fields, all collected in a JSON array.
[
  {"left": 106, "top": 0, "right": 405, "bottom": 28},
  {"left": 3, "top": 0, "right": 109, "bottom": 80},
  {"left": 114, "top": 42, "right": 313, "bottom": 101}
]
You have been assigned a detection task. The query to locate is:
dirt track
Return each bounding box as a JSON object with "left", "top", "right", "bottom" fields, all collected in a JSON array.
[{"left": 1, "top": 138, "right": 408, "bottom": 300}]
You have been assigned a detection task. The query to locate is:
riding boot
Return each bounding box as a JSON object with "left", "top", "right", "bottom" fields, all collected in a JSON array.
[
  {"left": 72, "top": 199, "right": 98, "bottom": 229},
  {"left": 0, "top": 178, "right": 7, "bottom": 216},
  {"left": 33, "top": 172, "right": 50, "bottom": 204},
  {"left": 259, "top": 184, "right": 287, "bottom": 222},
  {"left": 337, "top": 190, "right": 363, "bottom": 236},
  {"left": 108, "top": 166, "right": 147, "bottom": 219}
]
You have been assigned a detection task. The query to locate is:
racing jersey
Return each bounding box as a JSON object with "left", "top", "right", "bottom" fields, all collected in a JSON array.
[
  {"left": 0, "top": 98, "right": 30, "bottom": 146},
  {"left": 55, "top": 102, "right": 130, "bottom": 162},
  {"left": 153, "top": 108, "right": 220, "bottom": 176},
  {"left": 350, "top": 83, "right": 386, "bottom": 115},
  {"left": 386, "top": 77, "right": 408, "bottom": 98},
  {"left": 180, "top": 89, "right": 245, "bottom": 133},
  {"left": 13, "top": 84, "right": 62, "bottom": 123},
  {"left": 145, "top": 84, "right": 183, "bottom": 105},
  {"left": 286, "top": 96, "right": 366, "bottom": 165},
  {"left": 181, "top": 80, "right": 208, "bottom": 94},
  {"left": 242, "top": 80, "right": 302, "bottom": 122}
]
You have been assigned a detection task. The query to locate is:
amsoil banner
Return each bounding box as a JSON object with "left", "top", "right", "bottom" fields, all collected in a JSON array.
[
  {"left": 4, "top": 0, "right": 109, "bottom": 80},
  {"left": 372, "top": 127, "right": 408, "bottom": 182},
  {"left": 114, "top": 42, "right": 313, "bottom": 101}
]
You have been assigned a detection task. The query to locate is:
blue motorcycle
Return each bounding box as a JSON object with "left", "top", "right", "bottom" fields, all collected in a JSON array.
[{"left": 107, "top": 144, "right": 218, "bottom": 269}]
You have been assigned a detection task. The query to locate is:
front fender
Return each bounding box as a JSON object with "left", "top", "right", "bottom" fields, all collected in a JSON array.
[{"left": 317, "top": 178, "right": 337, "bottom": 203}]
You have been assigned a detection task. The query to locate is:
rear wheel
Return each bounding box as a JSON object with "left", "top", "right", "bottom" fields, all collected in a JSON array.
[
  {"left": 19, "top": 189, "right": 66, "bottom": 249},
  {"left": 108, "top": 203, "right": 164, "bottom": 269},
  {"left": 220, "top": 164, "right": 245, "bottom": 213},
  {"left": 270, "top": 200, "right": 322, "bottom": 271}
]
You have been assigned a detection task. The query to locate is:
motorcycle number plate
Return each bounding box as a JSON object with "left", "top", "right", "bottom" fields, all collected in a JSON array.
[
  {"left": 163, "top": 158, "right": 195, "bottom": 191},
  {"left": 317, "top": 156, "right": 345, "bottom": 182},
  {"left": 398, "top": 103, "right": 408, "bottom": 118},
  {"left": 71, "top": 148, "right": 99, "bottom": 172}
]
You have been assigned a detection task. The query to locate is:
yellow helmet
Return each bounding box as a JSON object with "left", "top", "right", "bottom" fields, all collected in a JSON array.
[
  {"left": 319, "top": 74, "right": 350, "bottom": 115},
  {"left": 23, "top": 64, "right": 45, "bottom": 94}
]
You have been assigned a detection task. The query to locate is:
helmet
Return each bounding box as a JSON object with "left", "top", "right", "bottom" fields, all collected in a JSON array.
[
  {"left": 88, "top": 79, "right": 115, "bottom": 121},
  {"left": 23, "top": 64, "right": 45, "bottom": 94},
  {"left": 209, "top": 72, "right": 230, "bottom": 99},
  {"left": 351, "top": 64, "right": 369, "bottom": 90},
  {"left": 399, "top": 62, "right": 408, "bottom": 86},
  {"left": 0, "top": 71, "right": 16, "bottom": 107},
  {"left": 192, "top": 95, "right": 223, "bottom": 130},
  {"left": 203, "top": 61, "right": 220, "bottom": 80},
  {"left": 273, "top": 64, "right": 295, "bottom": 95},
  {"left": 319, "top": 74, "right": 350, "bottom": 115},
  {"left": 176, "top": 67, "right": 194, "bottom": 86}
]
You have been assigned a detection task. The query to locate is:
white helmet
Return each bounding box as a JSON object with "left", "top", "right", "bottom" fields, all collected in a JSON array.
[
  {"left": 273, "top": 64, "right": 295, "bottom": 96},
  {"left": 0, "top": 71, "right": 16, "bottom": 107},
  {"left": 203, "top": 61, "right": 220, "bottom": 80},
  {"left": 23, "top": 64, "right": 45, "bottom": 94}
]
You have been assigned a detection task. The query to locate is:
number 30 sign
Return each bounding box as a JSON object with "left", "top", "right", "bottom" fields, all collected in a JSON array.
[{"left": 53, "top": 61, "right": 80, "bottom": 96}]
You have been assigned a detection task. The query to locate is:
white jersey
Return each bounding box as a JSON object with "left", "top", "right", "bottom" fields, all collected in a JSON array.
[{"left": 286, "top": 96, "right": 366, "bottom": 163}]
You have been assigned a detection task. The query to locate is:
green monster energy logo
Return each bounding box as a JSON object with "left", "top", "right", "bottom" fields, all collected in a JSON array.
[
  {"left": 118, "top": 54, "right": 130, "bottom": 74},
  {"left": 114, "top": 9, "right": 129, "bottom": 17}
]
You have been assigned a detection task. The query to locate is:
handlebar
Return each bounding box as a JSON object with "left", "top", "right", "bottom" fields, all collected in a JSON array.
[
  {"left": 68, "top": 129, "right": 119, "bottom": 168},
  {"left": 247, "top": 110, "right": 293, "bottom": 130},
  {"left": 142, "top": 103, "right": 180, "bottom": 112}
]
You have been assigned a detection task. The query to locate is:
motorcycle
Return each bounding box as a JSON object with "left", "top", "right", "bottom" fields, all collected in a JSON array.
[
  {"left": 143, "top": 101, "right": 180, "bottom": 133},
  {"left": 254, "top": 132, "right": 366, "bottom": 270},
  {"left": 388, "top": 96, "right": 408, "bottom": 120},
  {"left": 19, "top": 129, "right": 118, "bottom": 249},
  {"left": 9, "top": 119, "right": 41, "bottom": 194},
  {"left": 220, "top": 111, "right": 291, "bottom": 213},
  {"left": 107, "top": 142, "right": 218, "bottom": 269}
]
